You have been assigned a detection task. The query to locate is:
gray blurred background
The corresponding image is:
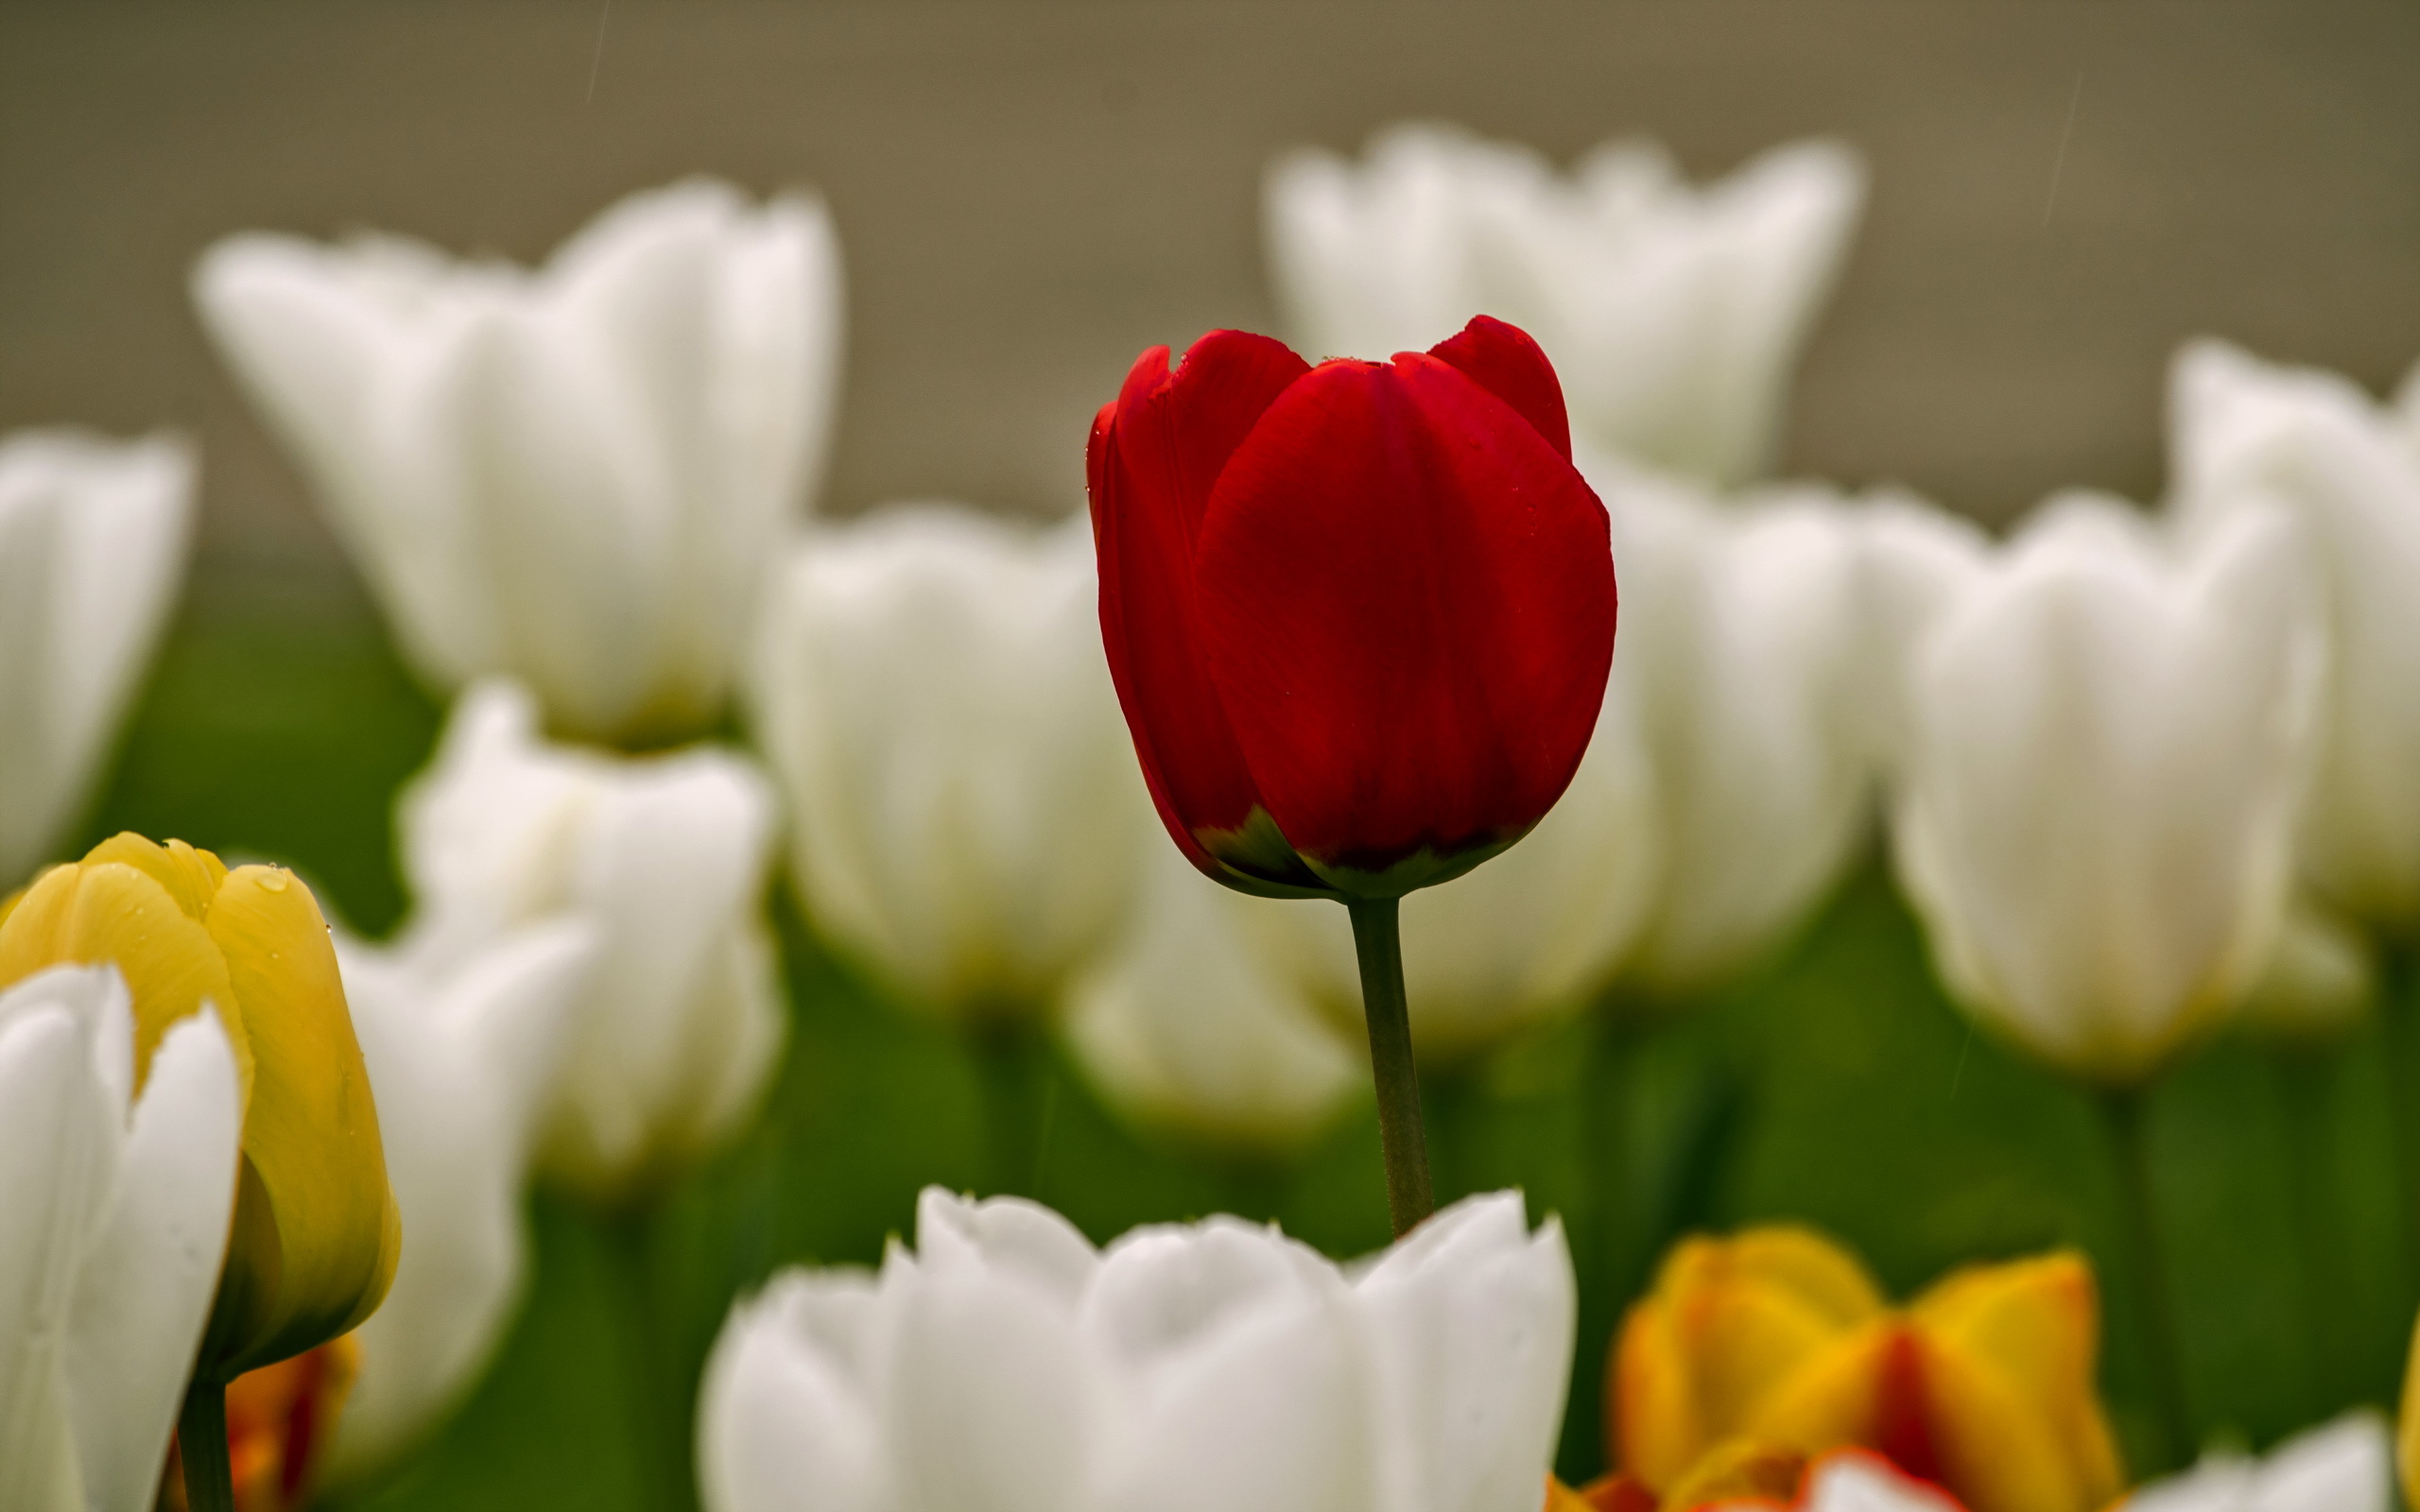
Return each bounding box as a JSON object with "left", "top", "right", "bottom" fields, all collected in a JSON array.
[{"left": 5, "top": 0, "right": 2417, "bottom": 597}]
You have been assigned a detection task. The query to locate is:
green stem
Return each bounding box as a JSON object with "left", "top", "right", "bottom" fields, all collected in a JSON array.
[
  {"left": 2098, "top": 1086, "right": 2193, "bottom": 1471},
  {"left": 1346, "top": 897, "right": 1433, "bottom": 1235},
  {"left": 1557, "top": 1003, "right": 1640, "bottom": 1482},
  {"left": 600, "top": 1208, "right": 693, "bottom": 1512},
  {"left": 2270, "top": 1047, "right": 2355, "bottom": 1408},
  {"left": 971, "top": 1024, "right": 1052, "bottom": 1199},
  {"left": 178, "top": 1377, "right": 235, "bottom": 1512},
  {"left": 2377, "top": 943, "right": 2420, "bottom": 1304}
]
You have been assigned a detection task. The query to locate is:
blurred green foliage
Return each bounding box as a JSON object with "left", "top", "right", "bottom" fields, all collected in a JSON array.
[{"left": 74, "top": 592, "right": 2420, "bottom": 1503}]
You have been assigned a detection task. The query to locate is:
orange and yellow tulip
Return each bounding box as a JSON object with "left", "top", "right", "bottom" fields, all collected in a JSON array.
[{"left": 1608, "top": 1226, "right": 2121, "bottom": 1512}]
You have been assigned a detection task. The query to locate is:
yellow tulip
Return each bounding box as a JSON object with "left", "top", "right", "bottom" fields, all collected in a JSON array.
[
  {"left": 2399, "top": 1309, "right": 2420, "bottom": 1512},
  {"left": 0, "top": 833, "right": 400, "bottom": 1380},
  {"left": 1609, "top": 1227, "right": 2122, "bottom": 1512}
]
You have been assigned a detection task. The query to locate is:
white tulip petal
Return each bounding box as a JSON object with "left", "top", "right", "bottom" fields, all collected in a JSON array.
[
  {"left": 1799, "top": 1451, "right": 1964, "bottom": 1511},
  {"left": 1063, "top": 846, "right": 1362, "bottom": 1150},
  {"left": 2169, "top": 339, "right": 2420, "bottom": 927},
  {"left": 0, "top": 432, "right": 194, "bottom": 885},
  {"left": 699, "top": 1189, "right": 1573, "bottom": 1512},
  {"left": 699, "top": 1276, "right": 891, "bottom": 1512},
  {"left": 1265, "top": 124, "right": 1863, "bottom": 485},
  {"left": 66, "top": 1005, "right": 242, "bottom": 1512},
  {"left": 1889, "top": 490, "right": 2320, "bottom": 1080},
  {"left": 329, "top": 920, "right": 596, "bottom": 1480},
  {"left": 750, "top": 505, "right": 1150, "bottom": 1020},
  {"left": 2125, "top": 1411, "right": 2391, "bottom": 1512},
  {"left": 1099, "top": 1282, "right": 1374, "bottom": 1512},
  {"left": 915, "top": 1189, "right": 1099, "bottom": 1303},
  {"left": 389, "top": 679, "right": 782, "bottom": 1199},
  {"left": 1355, "top": 1194, "right": 1576, "bottom": 1512},
  {"left": 194, "top": 180, "right": 842, "bottom": 740},
  {"left": 1601, "top": 464, "right": 1874, "bottom": 992},
  {"left": 885, "top": 1271, "right": 1098, "bottom": 1512}
]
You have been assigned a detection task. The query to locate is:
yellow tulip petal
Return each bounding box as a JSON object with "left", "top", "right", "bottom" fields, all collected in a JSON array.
[
  {"left": 201, "top": 865, "right": 400, "bottom": 1376},
  {"left": 0, "top": 858, "right": 251, "bottom": 1095},
  {"left": 1714, "top": 1228, "right": 1891, "bottom": 1329},
  {"left": 1616, "top": 1229, "right": 1889, "bottom": 1491},
  {"left": 2399, "top": 1311, "right": 2420, "bottom": 1512},
  {"left": 1912, "top": 1254, "right": 2122, "bottom": 1512},
  {"left": 1616, "top": 1287, "right": 1710, "bottom": 1490},
  {"left": 0, "top": 883, "right": 26, "bottom": 931},
  {"left": 1656, "top": 1438, "right": 1804, "bottom": 1511},
  {"left": 1747, "top": 1322, "right": 1894, "bottom": 1458},
  {"left": 80, "top": 833, "right": 228, "bottom": 921}
]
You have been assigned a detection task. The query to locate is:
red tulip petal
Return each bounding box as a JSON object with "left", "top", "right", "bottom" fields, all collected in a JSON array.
[
  {"left": 1089, "top": 334, "right": 1312, "bottom": 881},
  {"left": 1193, "top": 352, "right": 1616, "bottom": 886},
  {"left": 1427, "top": 315, "right": 1573, "bottom": 462}
]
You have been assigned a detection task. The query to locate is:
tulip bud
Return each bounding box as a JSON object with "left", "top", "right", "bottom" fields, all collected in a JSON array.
[
  {"left": 0, "top": 430, "right": 194, "bottom": 886},
  {"left": 1088, "top": 316, "right": 1617, "bottom": 902},
  {"left": 1265, "top": 125, "right": 1865, "bottom": 487},
  {"left": 1611, "top": 1227, "right": 2123, "bottom": 1512},
  {"left": 0, "top": 834, "right": 400, "bottom": 1381}
]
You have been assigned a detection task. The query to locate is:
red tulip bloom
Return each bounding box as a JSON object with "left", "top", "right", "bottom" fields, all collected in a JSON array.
[{"left": 1088, "top": 315, "right": 1617, "bottom": 901}]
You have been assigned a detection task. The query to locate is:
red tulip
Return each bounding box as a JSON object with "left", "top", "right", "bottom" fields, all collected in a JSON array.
[{"left": 1088, "top": 315, "right": 1618, "bottom": 901}]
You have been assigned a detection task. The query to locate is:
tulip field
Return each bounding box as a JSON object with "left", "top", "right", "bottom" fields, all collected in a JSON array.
[
  {"left": 7, "top": 9, "right": 2420, "bottom": 1512},
  {"left": 33, "top": 588, "right": 2416, "bottom": 1508}
]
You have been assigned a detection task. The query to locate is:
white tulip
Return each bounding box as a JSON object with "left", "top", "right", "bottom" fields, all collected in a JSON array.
[
  {"left": 192, "top": 179, "right": 843, "bottom": 742},
  {"left": 321, "top": 919, "right": 597, "bottom": 1481},
  {"left": 698, "top": 1187, "right": 1573, "bottom": 1512},
  {"left": 750, "top": 505, "right": 1147, "bottom": 1022},
  {"left": 0, "top": 965, "right": 240, "bottom": 1512},
  {"left": 1266, "top": 124, "right": 1864, "bottom": 486},
  {"left": 2169, "top": 339, "right": 2420, "bottom": 928},
  {"left": 0, "top": 432, "right": 193, "bottom": 887},
  {"left": 2124, "top": 1411, "right": 2390, "bottom": 1512},
  {"left": 391, "top": 679, "right": 784, "bottom": 1199},
  {"left": 1241, "top": 662, "right": 1664, "bottom": 1063},
  {"left": 1889, "top": 493, "right": 2321, "bottom": 1082},
  {"left": 1603, "top": 460, "right": 1875, "bottom": 993},
  {"left": 1064, "top": 841, "right": 1363, "bottom": 1150}
]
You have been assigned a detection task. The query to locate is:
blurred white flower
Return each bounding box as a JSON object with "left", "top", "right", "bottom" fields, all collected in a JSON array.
[
  {"left": 1266, "top": 124, "right": 1864, "bottom": 486},
  {"left": 321, "top": 919, "right": 597, "bottom": 1482},
  {"left": 193, "top": 179, "right": 843, "bottom": 743},
  {"left": 1064, "top": 842, "right": 1362, "bottom": 1151},
  {"left": 1604, "top": 461, "right": 1875, "bottom": 994},
  {"left": 750, "top": 505, "right": 1146, "bottom": 1023},
  {"left": 1858, "top": 490, "right": 2371, "bottom": 1044},
  {"left": 0, "top": 432, "right": 193, "bottom": 886},
  {"left": 1889, "top": 493, "right": 2321, "bottom": 1082},
  {"left": 2232, "top": 895, "right": 2377, "bottom": 1042},
  {"left": 392, "top": 679, "right": 784, "bottom": 1200},
  {"left": 2169, "top": 339, "right": 2420, "bottom": 929},
  {"left": 698, "top": 1187, "right": 1573, "bottom": 1512},
  {"left": 1243, "top": 665, "right": 1663, "bottom": 1063},
  {"left": 0, "top": 965, "right": 241, "bottom": 1512},
  {"left": 2125, "top": 1411, "right": 2390, "bottom": 1512}
]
